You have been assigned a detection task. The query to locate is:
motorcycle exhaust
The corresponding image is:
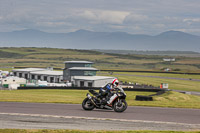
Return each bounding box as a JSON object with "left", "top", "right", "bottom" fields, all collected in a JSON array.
[{"left": 87, "top": 93, "right": 98, "bottom": 107}]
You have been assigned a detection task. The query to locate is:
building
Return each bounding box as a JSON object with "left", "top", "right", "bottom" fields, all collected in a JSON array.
[
  {"left": 63, "top": 61, "right": 98, "bottom": 81},
  {"left": 163, "top": 58, "right": 176, "bottom": 62},
  {"left": 30, "top": 70, "right": 63, "bottom": 83},
  {"left": 12, "top": 61, "right": 115, "bottom": 87},
  {"left": 12, "top": 68, "right": 46, "bottom": 79},
  {"left": 63, "top": 61, "right": 115, "bottom": 87},
  {"left": 64, "top": 61, "right": 93, "bottom": 68},
  {"left": 1, "top": 76, "right": 26, "bottom": 89},
  {"left": 12, "top": 68, "right": 63, "bottom": 83},
  {"left": 72, "top": 76, "right": 115, "bottom": 87}
]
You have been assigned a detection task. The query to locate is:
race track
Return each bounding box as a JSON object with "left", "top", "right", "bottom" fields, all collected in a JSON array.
[{"left": 0, "top": 102, "right": 200, "bottom": 130}]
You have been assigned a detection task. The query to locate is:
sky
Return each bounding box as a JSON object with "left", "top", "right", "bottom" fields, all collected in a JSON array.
[{"left": 0, "top": 0, "right": 200, "bottom": 35}]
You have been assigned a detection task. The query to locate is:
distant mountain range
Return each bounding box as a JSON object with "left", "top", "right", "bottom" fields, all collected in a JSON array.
[{"left": 0, "top": 29, "right": 200, "bottom": 52}]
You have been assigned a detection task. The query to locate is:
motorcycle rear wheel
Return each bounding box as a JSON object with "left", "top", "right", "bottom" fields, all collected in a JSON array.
[
  {"left": 82, "top": 98, "right": 95, "bottom": 110},
  {"left": 113, "top": 99, "right": 127, "bottom": 112}
]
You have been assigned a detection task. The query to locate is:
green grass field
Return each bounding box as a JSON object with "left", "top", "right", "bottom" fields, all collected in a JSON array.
[
  {"left": 103, "top": 72, "right": 200, "bottom": 79},
  {"left": 98, "top": 72, "right": 200, "bottom": 92},
  {"left": 0, "top": 89, "right": 200, "bottom": 109},
  {"left": 1, "top": 47, "right": 200, "bottom": 73},
  {"left": 0, "top": 129, "right": 199, "bottom": 133}
]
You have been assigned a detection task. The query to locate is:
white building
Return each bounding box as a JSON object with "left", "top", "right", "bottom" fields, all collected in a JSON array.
[
  {"left": 12, "top": 68, "right": 63, "bottom": 83},
  {"left": 163, "top": 58, "right": 176, "bottom": 62},
  {"left": 30, "top": 70, "right": 63, "bottom": 83},
  {"left": 1, "top": 76, "right": 26, "bottom": 89},
  {"left": 12, "top": 68, "right": 46, "bottom": 79},
  {"left": 63, "top": 61, "right": 115, "bottom": 87},
  {"left": 12, "top": 61, "right": 115, "bottom": 86},
  {"left": 71, "top": 76, "right": 115, "bottom": 87},
  {"left": 63, "top": 61, "right": 98, "bottom": 81}
]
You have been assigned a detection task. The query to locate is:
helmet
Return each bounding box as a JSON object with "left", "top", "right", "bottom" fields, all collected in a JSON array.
[{"left": 112, "top": 78, "right": 119, "bottom": 87}]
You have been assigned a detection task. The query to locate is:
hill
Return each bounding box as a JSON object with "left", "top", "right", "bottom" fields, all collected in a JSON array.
[
  {"left": 0, "top": 47, "right": 200, "bottom": 73},
  {"left": 0, "top": 29, "right": 200, "bottom": 52},
  {"left": 93, "top": 49, "right": 200, "bottom": 57}
]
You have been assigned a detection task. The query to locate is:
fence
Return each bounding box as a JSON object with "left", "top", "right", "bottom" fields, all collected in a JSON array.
[{"left": 17, "top": 86, "right": 167, "bottom": 92}]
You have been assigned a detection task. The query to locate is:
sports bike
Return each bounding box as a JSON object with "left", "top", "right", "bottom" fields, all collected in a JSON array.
[{"left": 82, "top": 87, "right": 127, "bottom": 112}]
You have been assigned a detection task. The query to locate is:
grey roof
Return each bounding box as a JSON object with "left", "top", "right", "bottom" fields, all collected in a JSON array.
[
  {"left": 68, "top": 67, "right": 98, "bottom": 71},
  {"left": 64, "top": 61, "right": 93, "bottom": 64},
  {"left": 73, "top": 76, "right": 115, "bottom": 81},
  {"left": 30, "top": 70, "right": 63, "bottom": 76},
  {"left": 12, "top": 68, "right": 46, "bottom": 72}
]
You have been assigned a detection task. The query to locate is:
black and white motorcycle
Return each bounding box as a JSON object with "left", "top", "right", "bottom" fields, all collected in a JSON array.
[{"left": 82, "top": 87, "right": 127, "bottom": 112}]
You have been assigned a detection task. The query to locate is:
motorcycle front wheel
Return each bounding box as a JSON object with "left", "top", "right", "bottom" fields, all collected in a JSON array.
[
  {"left": 82, "top": 98, "right": 95, "bottom": 110},
  {"left": 113, "top": 99, "right": 127, "bottom": 112}
]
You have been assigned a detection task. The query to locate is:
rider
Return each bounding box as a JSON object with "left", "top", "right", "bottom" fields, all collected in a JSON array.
[{"left": 99, "top": 78, "right": 119, "bottom": 104}]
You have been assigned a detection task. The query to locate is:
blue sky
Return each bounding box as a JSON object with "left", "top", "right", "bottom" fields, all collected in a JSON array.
[{"left": 0, "top": 0, "right": 200, "bottom": 35}]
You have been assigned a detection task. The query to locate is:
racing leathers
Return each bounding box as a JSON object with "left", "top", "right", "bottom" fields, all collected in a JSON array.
[{"left": 99, "top": 83, "right": 114, "bottom": 104}]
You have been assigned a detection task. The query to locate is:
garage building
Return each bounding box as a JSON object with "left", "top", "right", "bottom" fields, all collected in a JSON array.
[
  {"left": 72, "top": 76, "right": 115, "bottom": 87},
  {"left": 12, "top": 68, "right": 46, "bottom": 79},
  {"left": 12, "top": 68, "right": 63, "bottom": 83},
  {"left": 30, "top": 70, "right": 63, "bottom": 83},
  {"left": 63, "top": 61, "right": 98, "bottom": 81},
  {"left": 12, "top": 61, "right": 115, "bottom": 86}
]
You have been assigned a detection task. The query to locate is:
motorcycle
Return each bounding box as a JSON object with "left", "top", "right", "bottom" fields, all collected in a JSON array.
[{"left": 82, "top": 87, "right": 127, "bottom": 112}]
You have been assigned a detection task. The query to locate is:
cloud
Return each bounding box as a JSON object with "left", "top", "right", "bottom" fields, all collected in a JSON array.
[
  {"left": 183, "top": 18, "right": 200, "bottom": 23},
  {"left": 36, "top": 22, "right": 68, "bottom": 27},
  {"left": 124, "top": 13, "right": 148, "bottom": 23},
  {"left": 0, "top": 0, "right": 200, "bottom": 35},
  {"left": 108, "top": 25, "right": 125, "bottom": 30},
  {"left": 76, "top": 9, "right": 130, "bottom": 25},
  {"left": 172, "top": 28, "right": 200, "bottom": 34},
  {"left": 153, "top": 24, "right": 166, "bottom": 29}
]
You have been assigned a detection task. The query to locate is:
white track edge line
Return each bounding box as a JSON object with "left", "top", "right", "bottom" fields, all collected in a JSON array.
[{"left": 0, "top": 112, "right": 199, "bottom": 126}]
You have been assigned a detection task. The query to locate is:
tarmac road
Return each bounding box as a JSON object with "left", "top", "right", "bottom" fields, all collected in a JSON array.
[{"left": 0, "top": 102, "right": 200, "bottom": 130}]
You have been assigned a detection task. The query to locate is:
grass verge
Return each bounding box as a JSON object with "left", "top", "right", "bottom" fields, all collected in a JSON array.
[{"left": 0, "top": 89, "right": 200, "bottom": 109}]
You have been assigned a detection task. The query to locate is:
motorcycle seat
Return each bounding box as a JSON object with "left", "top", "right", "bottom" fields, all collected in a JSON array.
[{"left": 89, "top": 89, "right": 100, "bottom": 96}]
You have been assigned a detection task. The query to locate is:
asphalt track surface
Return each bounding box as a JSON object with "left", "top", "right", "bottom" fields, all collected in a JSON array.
[{"left": 0, "top": 102, "right": 200, "bottom": 130}]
